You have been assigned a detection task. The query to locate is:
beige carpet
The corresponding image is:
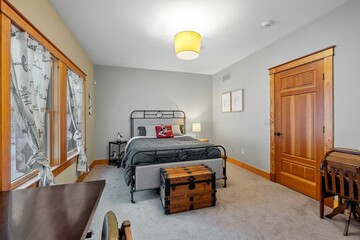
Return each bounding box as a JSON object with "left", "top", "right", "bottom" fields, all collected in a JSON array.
[{"left": 84, "top": 163, "right": 360, "bottom": 240}]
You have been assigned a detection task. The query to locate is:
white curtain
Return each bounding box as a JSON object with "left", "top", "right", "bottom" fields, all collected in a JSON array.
[
  {"left": 10, "top": 26, "right": 54, "bottom": 187},
  {"left": 67, "top": 69, "right": 88, "bottom": 172}
]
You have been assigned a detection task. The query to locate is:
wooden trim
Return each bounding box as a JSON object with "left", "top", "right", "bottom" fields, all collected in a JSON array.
[
  {"left": 269, "top": 46, "right": 335, "bottom": 74},
  {"left": 27, "top": 181, "right": 39, "bottom": 189},
  {"left": 0, "top": 13, "right": 11, "bottom": 191},
  {"left": 323, "top": 56, "right": 334, "bottom": 151},
  {"left": 59, "top": 61, "right": 67, "bottom": 163},
  {"left": 52, "top": 155, "right": 78, "bottom": 177},
  {"left": 16, "top": 156, "right": 91, "bottom": 189},
  {"left": 11, "top": 156, "right": 80, "bottom": 189},
  {"left": 227, "top": 156, "right": 270, "bottom": 180},
  {"left": 75, "top": 159, "right": 109, "bottom": 183},
  {"left": 0, "top": 0, "right": 86, "bottom": 78},
  {"left": 269, "top": 47, "right": 334, "bottom": 194},
  {"left": 75, "top": 160, "right": 95, "bottom": 183},
  {"left": 76, "top": 171, "right": 89, "bottom": 183},
  {"left": 52, "top": 60, "right": 60, "bottom": 166},
  {"left": 49, "top": 60, "right": 57, "bottom": 166},
  {"left": 270, "top": 173, "right": 276, "bottom": 182},
  {"left": 92, "top": 159, "right": 109, "bottom": 165},
  {"left": 10, "top": 171, "right": 38, "bottom": 189},
  {"left": 269, "top": 74, "right": 275, "bottom": 182}
]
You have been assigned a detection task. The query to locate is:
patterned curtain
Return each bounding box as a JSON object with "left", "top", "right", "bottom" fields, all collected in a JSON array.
[
  {"left": 10, "top": 26, "right": 54, "bottom": 187},
  {"left": 67, "top": 69, "right": 88, "bottom": 172}
]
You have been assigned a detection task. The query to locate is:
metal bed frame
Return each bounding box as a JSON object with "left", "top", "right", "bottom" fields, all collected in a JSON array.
[
  {"left": 128, "top": 110, "right": 227, "bottom": 203},
  {"left": 130, "top": 110, "right": 187, "bottom": 137}
]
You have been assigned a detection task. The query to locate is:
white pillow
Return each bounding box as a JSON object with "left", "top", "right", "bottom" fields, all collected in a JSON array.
[
  {"left": 172, "top": 124, "right": 182, "bottom": 136},
  {"left": 145, "top": 125, "right": 156, "bottom": 137}
]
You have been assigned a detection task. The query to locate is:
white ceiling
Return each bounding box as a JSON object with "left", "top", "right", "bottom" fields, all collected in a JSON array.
[{"left": 50, "top": 0, "right": 349, "bottom": 75}]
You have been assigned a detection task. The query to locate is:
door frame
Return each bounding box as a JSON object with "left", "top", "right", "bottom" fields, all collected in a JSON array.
[{"left": 269, "top": 46, "right": 335, "bottom": 187}]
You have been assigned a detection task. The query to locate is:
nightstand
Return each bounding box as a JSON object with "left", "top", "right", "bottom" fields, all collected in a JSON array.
[
  {"left": 198, "top": 138, "right": 209, "bottom": 142},
  {"left": 108, "top": 140, "right": 127, "bottom": 168}
]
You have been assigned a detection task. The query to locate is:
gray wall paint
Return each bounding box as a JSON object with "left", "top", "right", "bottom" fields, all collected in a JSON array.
[
  {"left": 94, "top": 66, "right": 213, "bottom": 159},
  {"left": 212, "top": 0, "right": 360, "bottom": 172}
]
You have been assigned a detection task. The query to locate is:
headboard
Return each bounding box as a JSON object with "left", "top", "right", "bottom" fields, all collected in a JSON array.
[{"left": 130, "top": 110, "right": 186, "bottom": 137}]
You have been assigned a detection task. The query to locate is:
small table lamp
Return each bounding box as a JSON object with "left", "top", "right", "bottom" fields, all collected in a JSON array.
[{"left": 192, "top": 122, "right": 201, "bottom": 139}]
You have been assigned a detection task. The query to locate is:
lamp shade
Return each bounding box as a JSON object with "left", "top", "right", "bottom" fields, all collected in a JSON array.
[
  {"left": 192, "top": 122, "right": 201, "bottom": 132},
  {"left": 174, "top": 31, "right": 201, "bottom": 60}
]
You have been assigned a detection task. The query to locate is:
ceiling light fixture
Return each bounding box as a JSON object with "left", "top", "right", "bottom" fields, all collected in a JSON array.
[{"left": 174, "top": 31, "right": 201, "bottom": 60}]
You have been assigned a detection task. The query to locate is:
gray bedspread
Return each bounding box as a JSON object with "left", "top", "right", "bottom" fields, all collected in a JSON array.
[{"left": 122, "top": 136, "right": 221, "bottom": 185}]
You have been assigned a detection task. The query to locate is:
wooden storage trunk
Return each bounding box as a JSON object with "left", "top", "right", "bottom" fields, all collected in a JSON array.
[{"left": 160, "top": 164, "right": 217, "bottom": 214}]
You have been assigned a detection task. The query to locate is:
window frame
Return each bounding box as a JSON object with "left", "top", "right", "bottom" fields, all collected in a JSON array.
[{"left": 0, "top": 0, "right": 87, "bottom": 190}]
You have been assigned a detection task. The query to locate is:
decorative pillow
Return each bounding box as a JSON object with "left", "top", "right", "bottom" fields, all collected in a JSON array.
[
  {"left": 137, "top": 126, "right": 146, "bottom": 136},
  {"left": 172, "top": 124, "right": 182, "bottom": 136},
  {"left": 155, "top": 125, "right": 174, "bottom": 138},
  {"left": 145, "top": 125, "right": 156, "bottom": 137}
]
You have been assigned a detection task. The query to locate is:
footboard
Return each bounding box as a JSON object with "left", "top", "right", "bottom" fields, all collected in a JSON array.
[{"left": 130, "top": 145, "right": 227, "bottom": 203}]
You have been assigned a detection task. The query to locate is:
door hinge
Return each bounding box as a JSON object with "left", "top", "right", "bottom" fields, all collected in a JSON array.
[
  {"left": 323, "top": 126, "right": 325, "bottom": 133},
  {"left": 323, "top": 73, "right": 325, "bottom": 80}
]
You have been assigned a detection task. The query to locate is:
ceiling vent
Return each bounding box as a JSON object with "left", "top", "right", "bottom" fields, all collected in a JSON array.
[{"left": 222, "top": 73, "right": 231, "bottom": 81}]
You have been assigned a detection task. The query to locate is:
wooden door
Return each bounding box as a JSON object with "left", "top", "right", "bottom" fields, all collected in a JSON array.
[{"left": 274, "top": 60, "right": 324, "bottom": 199}]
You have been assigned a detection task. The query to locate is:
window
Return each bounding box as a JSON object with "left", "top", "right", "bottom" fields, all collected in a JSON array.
[
  {"left": 9, "top": 25, "right": 56, "bottom": 182},
  {"left": 66, "top": 69, "right": 85, "bottom": 158},
  {"left": 0, "top": 2, "right": 88, "bottom": 190}
]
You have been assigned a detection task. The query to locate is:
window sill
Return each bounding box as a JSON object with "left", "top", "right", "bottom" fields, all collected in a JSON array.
[
  {"left": 13, "top": 155, "right": 79, "bottom": 190},
  {"left": 52, "top": 155, "right": 78, "bottom": 176},
  {"left": 67, "top": 150, "right": 79, "bottom": 161},
  {"left": 15, "top": 175, "right": 39, "bottom": 189}
]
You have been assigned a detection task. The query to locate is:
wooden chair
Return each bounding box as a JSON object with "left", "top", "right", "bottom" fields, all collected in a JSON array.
[
  {"left": 320, "top": 148, "right": 360, "bottom": 236},
  {"left": 101, "top": 211, "right": 132, "bottom": 240}
]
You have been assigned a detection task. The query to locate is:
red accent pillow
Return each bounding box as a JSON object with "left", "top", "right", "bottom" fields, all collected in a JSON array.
[{"left": 155, "top": 125, "right": 174, "bottom": 138}]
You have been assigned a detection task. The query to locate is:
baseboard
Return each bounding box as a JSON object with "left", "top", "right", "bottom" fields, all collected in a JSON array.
[
  {"left": 75, "top": 159, "right": 109, "bottom": 182},
  {"left": 78, "top": 158, "right": 271, "bottom": 182},
  {"left": 93, "top": 159, "right": 109, "bottom": 165},
  {"left": 227, "top": 157, "right": 270, "bottom": 180}
]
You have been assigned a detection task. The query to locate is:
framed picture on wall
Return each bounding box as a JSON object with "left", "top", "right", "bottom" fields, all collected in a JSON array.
[
  {"left": 231, "top": 89, "right": 244, "bottom": 112},
  {"left": 222, "top": 92, "right": 231, "bottom": 112}
]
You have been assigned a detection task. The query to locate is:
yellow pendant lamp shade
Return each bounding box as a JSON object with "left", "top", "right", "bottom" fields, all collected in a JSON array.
[{"left": 174, "top": 31, "right": 201, "bottom": 60}]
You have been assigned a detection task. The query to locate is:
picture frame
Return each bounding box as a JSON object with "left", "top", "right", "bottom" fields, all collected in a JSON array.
[
  {"left": 222, "top": 92, "right": 231, "bottom": 112},
  {"left": 231, "top": 89, "right": 244, "bottom": 112}
]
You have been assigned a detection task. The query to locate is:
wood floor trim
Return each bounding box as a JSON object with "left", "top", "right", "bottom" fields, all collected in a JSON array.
[
  {"left": 79, "top": 158, "right": 271, "bottom": 182},
  {"left": 76, "top": 159, "right": 109, "bottom": 182},
  {"left": 227, "top": 157, "right": 270, "bottom": 180}
]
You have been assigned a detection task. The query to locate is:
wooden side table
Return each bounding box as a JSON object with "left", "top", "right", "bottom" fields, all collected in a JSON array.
[
  {"left": 108, "top": 140, "right": 127, "bottom": 168},
  {"left": 198, "top": 138, "right": 209, "bottom": 142}
]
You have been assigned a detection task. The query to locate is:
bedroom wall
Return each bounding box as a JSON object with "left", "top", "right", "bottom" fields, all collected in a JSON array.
[
  {"left": 8, "top": 0, "right": 95, "bottom": 183},
  {"left": 212, "top": 0, "right": 360, "bottom": 172},
  {"left": 94, "top": 66, "right": 213, "bottom": 160}
]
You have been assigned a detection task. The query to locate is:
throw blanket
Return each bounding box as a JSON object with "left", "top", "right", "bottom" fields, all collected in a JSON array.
[{"left": 122, "top": 136, "right": 221, "bottom": 185}]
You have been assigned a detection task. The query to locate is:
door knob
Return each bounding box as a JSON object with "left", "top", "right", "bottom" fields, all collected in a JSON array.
[{"left": 274, "top": 131, "right": 283, "bottom": 136}]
